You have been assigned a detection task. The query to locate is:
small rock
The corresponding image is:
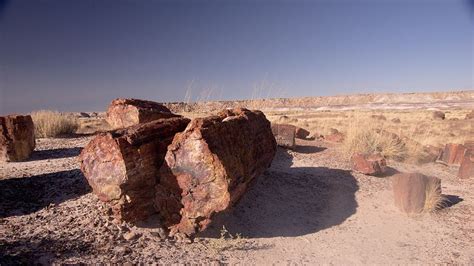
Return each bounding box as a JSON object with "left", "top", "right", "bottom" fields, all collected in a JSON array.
[{"left": 123, "top": 231, "right": 139, "bottom": 241}]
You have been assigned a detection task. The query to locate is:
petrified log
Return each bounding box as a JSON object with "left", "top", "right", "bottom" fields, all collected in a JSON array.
[
  {"left": 271, "top": 124, "right": 296, "bottom": 149},
  {"left": 0, "top": 115, "right": 35, "bottom": 162},
  {"left": 79, "top": 117, "right": 190, "bottom": 222},
  {"left": 392, "top": 173, "right": 442, "bottom": 214},
  {"left": 106, "top": 98, "right": 181, "bottom": 129},
  {"left": 432, "top": 111, "right": 445, "bottom": 120},
  {"left": 155, "top": 108, "right": 277, "bottom": 236},
  {"left": 458, "top": 150, "right": 474, "bottom": 179},
  {"left": 439, "top": 143, "right": 466, "bottom": 165},
  {"left": 351, "top": 153, "right": 386, "bottom": 176}
]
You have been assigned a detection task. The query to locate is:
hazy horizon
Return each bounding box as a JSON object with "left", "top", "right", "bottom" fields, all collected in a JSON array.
[{"left": 1, "top": 0, "right": 473, "bottom": 114}]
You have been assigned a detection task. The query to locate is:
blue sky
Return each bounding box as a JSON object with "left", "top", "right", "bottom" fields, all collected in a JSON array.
[{"left": 0, "top": 0, "right": 472, "bottom": 113}]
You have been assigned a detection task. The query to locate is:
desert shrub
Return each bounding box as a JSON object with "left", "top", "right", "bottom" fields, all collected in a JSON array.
[
  {"left": 207, "top": 226, "right": 246, "bottom": 253},
  {"left": 343, "top": 121, "right": 407, "bottom": 160},
  {"left": 423, "top": 180, "right": 446, "bottom": 213},
  {"left": 31, "top": 110, "right": 79, "bottom": 138}
]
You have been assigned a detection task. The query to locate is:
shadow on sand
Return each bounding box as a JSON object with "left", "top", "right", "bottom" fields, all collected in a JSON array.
[
  {"left": 199, "top": 148, "right": 359, "bottom": 238},
  {"left": 0, "top": 169, "right": 91, "bottom": 218},
  {"left": 27, "top": 147, "right": 82, "bottom": 161}
]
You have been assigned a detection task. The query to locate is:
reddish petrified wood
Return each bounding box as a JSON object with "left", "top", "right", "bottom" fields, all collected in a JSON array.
[
  {"left": 155, "top": 108, "right": 277, "bottom": 236},
  {"left": 439, "top": 143, "right": 466, "bottom": 165},
  {"left": 458, "top": 150, "right": 474, "bottom": 179},
  {"left": 106, "top": 98, "right": 181, "bottom": 129},
  {"left": 325, "top": 128, "right": 344, "bottom": 143},
  {"left": 79, "top": 117, "right": 190, "bottom": 222},
  {"left": 271, "top": 124, "right": 296, "bottom": 149},
  {"left": 0, "top": 115, "right": 35, "bottom": 162},
  {"left": 351, "top": 153, "right": 387, "bottom": 176},
  {"left": 295, "top": 127, "right": 311, "bottom": 139},
  {"left": 392, "top": 173, "right": 441, "bottom": 214}
]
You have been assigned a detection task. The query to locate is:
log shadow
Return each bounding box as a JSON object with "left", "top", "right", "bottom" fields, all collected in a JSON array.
[
  {"left": 199, "top": 149, "right": 359, "bottom": 238},
  {"left": 27, "top": 147, "right": 82, "bottom": 161},
  {"left": 294, "top": 145, "right": 326, "bottom": 154},
  {"left": 442, "top": 195, "right": 463, "bottom": 208},
  {"left": 0, "top": 169, "right": 91, "bottom": 218}
]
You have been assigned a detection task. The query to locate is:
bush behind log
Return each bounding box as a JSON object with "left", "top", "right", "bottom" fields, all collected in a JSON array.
[{"left": 31, "top": 110, "right": 79, "bottom": 138}]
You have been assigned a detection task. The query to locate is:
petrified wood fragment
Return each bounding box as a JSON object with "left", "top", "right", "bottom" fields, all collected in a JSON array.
[
  {"left": 155, "top": 108, "right": 277, "bottom": 236},
  {"left": 392, "top": 173, "right": 442, "bottom": 214},
  {"left": 106, "top": 98, "right": 181, "bottom": 129},
  {"left": 79, "top": 117, "right": 190, "bottom": 222},
  {"left": 0, "top": 115, "right": 35, "bottom": 162},
  {"left": 439, "top": 143, "right": 466, "bottom": 165}
]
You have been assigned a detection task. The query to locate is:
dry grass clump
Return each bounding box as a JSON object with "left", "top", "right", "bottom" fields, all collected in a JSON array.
[
  {"left": 206, "top": 226, "right": 246, "bottom": 253},
  {"left": 423, "top": 181, "right": 446, "bottom": 213},
  {"left": 343, "top": 121, "right": 407, "bottom": 160},
  {"left": 31, "top": 110, "right": 79, "bottom": 138}
]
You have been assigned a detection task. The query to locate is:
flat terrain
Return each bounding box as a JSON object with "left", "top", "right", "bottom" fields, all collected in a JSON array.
[{"left": 1, "top": 130, "right": 473, "bottom": 264}]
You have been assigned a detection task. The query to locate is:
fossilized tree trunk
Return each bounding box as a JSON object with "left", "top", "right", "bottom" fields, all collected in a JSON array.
[
  {"left": 155, "top": 108, "right": 277, "bottom": 236},
  {"left": 79, "top": 117, "right": 190, "bottom": 222},
  {"left": 0, "top": 115, "right": 36, "bottom": 162},
  {"left": 106, "top": 98, "right": 181, "bottom": 129}
]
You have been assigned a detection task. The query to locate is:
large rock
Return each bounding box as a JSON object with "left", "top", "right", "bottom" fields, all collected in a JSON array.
[
  {"left": 351, "top": 153, "right": 387, "bottom": 176},
  {"left": 458, "top": 150, "right": 474, "bottom": 179},
  {"left": 271, "top": 123, "right": 296, "bottom": 149},
  {"left": 0, "top": 115, "right": 36, "bottom": 162},
  {"left": 392, "top": 173, "right": 442, "bottom": 214},
  {"left": 155, "top": 108, "right": 277, "bottom": 236},
  {"left": 106, "top": 98, "right": 181, "bottom": 129},
  {"left": 439, "top": 143, "right": 466, "bottom": 165},
  {"left": 79, "top": 117, "right": 190, "bottom": 222}
]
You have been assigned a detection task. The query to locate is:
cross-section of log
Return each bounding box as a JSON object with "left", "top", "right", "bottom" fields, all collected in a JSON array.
[
  {"left": 79, "top": 117, "right": 190, "bottom": 222},
  {"left": 439, "top": 143, "right": 466, "bottom": 165},
  {"left": 0, "top": 115, "right": 36, "bottom": 162},
  {"left": 155, "top": 108, "right": 277, "bottom": 236},
  {"left": 271, "top": 123, "right": 296, "bottom": 149},
  {"left": 106, "top": 98, "right": 181, "bottom": 129}
]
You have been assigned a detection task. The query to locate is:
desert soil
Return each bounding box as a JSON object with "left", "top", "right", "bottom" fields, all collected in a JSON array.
[{"left": 1, "top": 136, "right": 474, "bottom": 264}]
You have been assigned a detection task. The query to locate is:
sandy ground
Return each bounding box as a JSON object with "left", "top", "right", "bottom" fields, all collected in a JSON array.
[{"left": 1, "top": 136, "right": 474, "bottom": 264}]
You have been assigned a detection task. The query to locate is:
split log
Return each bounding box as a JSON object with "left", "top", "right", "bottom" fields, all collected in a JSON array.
[
  {"left": 79, "top": 117, "right": 190, "bottom": 222},
  {"left": 392, "top": 173, "right": 442, "bottom": 214},
  {"left": 0, "top": 115, "right": 35, "bottom": 162},
  {"left": 351, "top": 153, "right": 387, "bottom": 176},
  {"left": 439, "top": 143, "right": 466, "bottom": 165},
  {"left": 106, "top": 98, "right": 181, "bottom": 129},
  {"left": 155, "top": 108, "right": 277, "bottom": 236}
]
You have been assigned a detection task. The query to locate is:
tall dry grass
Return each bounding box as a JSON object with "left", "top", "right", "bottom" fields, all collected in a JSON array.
[
  {"left": 31, "top": 110, "right": 79, "bottom": 138},
  {"left": 342, "top": 119, "right": 407, "bottom": 160}
]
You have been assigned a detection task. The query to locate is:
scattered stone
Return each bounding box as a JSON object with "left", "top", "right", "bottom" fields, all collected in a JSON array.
[
  {"left": 371, "top": 114, "right": 386, "bottom": 120},
  {"left": 106, "top": 98, "right": 181, "bottom": 129},
  {"left": 79, "top": 117, "right": 190, "bottom": 222},
  {"left": 295, "top": 127, "right": 311, "bottom": 139},
  {"left": 439, "top": 143, "right": 466, "bottom": 165},
  {"left": 432, "top": 111, "right": 445, "bottom": 120},
  {"left": 392, "top": 173, "right": 442, "bottom": 214},
  {"left": 123, "top": 231, "right": 139, "bottom": 241},
  {"left": 0, "top": 114, "right": 36, "bottom": 162},
  {"left": 271, "top": 123, "right": 296, "bottom": 149},
  {"left": 325, "top": 128, "right": 344, "bottom": 143},
  {"left": 278, "top": 115, "right": 298, "bottom": 124},
  {"left": 351, "top": 153, "right": 387, "bottom": 176},
  {"left": 155, "top": 108, "right": 276, "bottom": 237},
  {"left": 458, "top": 150, "right": 473, "bottom": 179},
  {"left": 391, "top": 118, "right": 401, "bottom": 123},
  {"left": 465, "top": 110, "right": 474, "bottom": 120}
]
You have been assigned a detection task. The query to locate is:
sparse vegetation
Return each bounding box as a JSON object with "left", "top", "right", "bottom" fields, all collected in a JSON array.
[
  {"left": 342, "top": 120, "right": 407, "bottom": 160},
  {"left": 206, "top": 226, "right": 247, "bottom": 253},
  {"left": 423, "top": 181, "right": 446, "bottom": 213},
  {"left": 31, "top": 110, "right": 79, "bottom": 138}
]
